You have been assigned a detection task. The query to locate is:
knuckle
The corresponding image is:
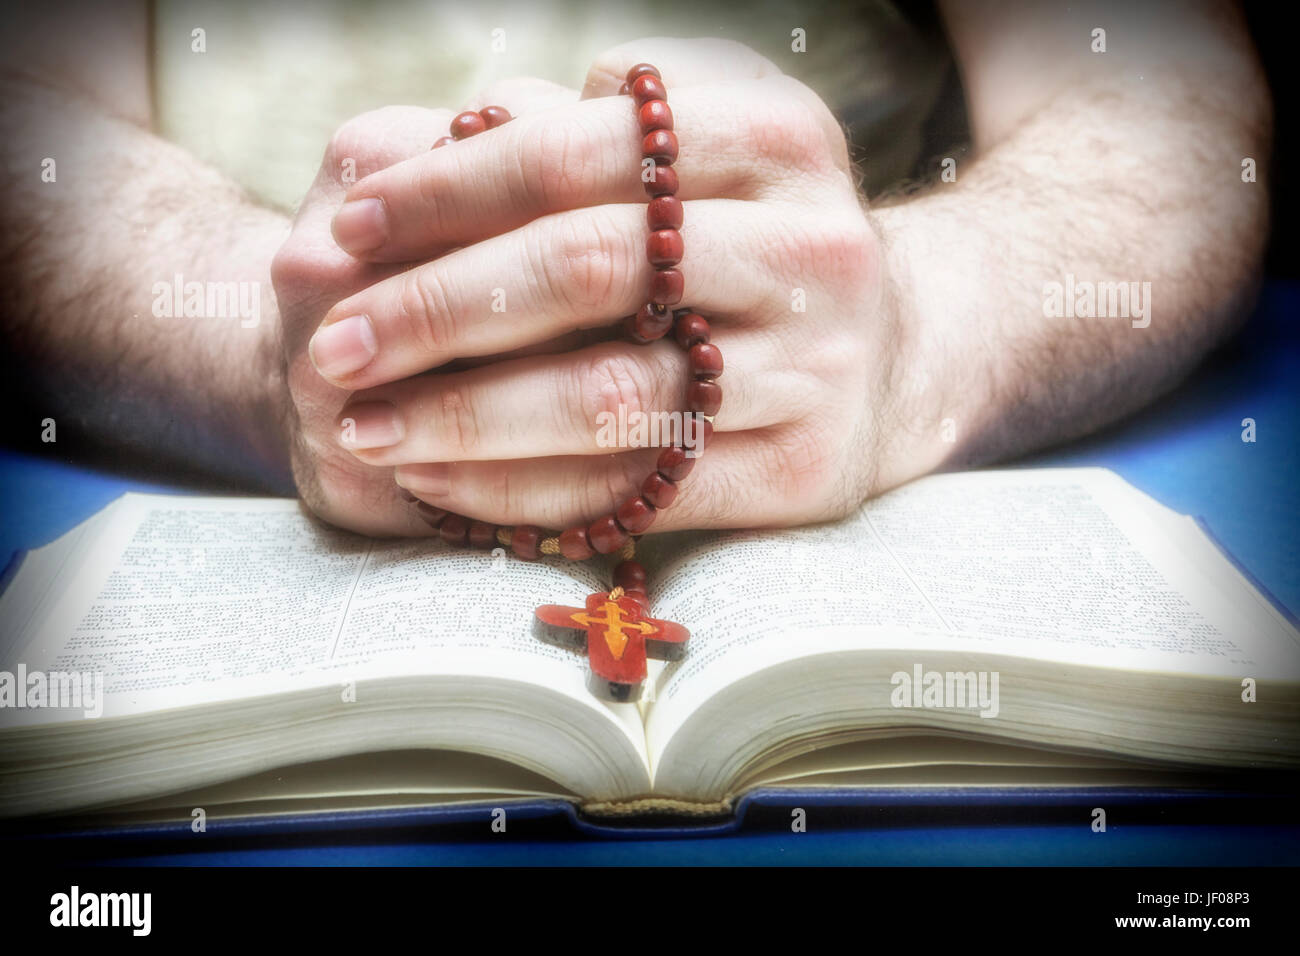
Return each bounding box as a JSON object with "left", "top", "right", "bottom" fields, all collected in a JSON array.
[
  {"left": 746, "top": 90, "right": 836, "bottom": 171},
  {"left": 326, "top": 106, "right": 439, "bottom": 174},
  {"left": 767, "top": 213, "right": 878, "bottom": 291},
  {"left": 584, "top": 47, "right": 629, "bottom": 93},
  {"left": 479, "top": 463, "right": 519, "bottom": 523},
  {"left": 409, "top": 158, "right": 448, "bottom": 230},
  {"left": 325, "top": 112, "right": 380, "bottom": 166},
  {"left": 572, "top": 348, "right": 654, "bottom": 445},
  {"left": 436, "top": 383, "right": 482, "bottom": 458},
  {"left": 270, "top": 239, "right": 311, "bottom": 297},
  {"left": 534, "top": 212, "right": 633, "bottom": 314},
  {"left": 399, "top": 268, "right": 458, "bottom": 357},
  {"left": 521, "top": 120, "right": 595, "bottom": 211}
]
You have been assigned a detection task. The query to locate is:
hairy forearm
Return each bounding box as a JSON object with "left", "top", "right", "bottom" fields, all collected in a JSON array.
[
  {"left": 870, "top": 64, "right": 1270, "bottom": 489},
  {"left": 0, "top": 74, "right": 293, "bottom": 490}
]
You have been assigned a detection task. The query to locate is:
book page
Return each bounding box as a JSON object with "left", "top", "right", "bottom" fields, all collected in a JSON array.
[
  {"left": 641, "top": 468, "right": 1300, "bottom": 764},
  {"left": 0, "top": 494, "right": 640, "bottom": 752}
]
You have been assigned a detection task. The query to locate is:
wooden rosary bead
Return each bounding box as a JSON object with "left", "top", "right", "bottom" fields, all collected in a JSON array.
[
  {"left": 450, "top": 111, "right": 487, "bottom": 140},
  {"left": 479, "top": 105, "right": 512, "bottom": 128},
  {"left": 689, "top": 342, "right": 724, "bottom": 379},
  {"left": 650, "top": 268, "right": 684, "bottom": 306},
  {"left": 688, "top": 380, "right": 723, "bottom": 416},
  {"left": 511, "top": 524, "right": 542, "bottom": 560},
  {"left": 416, "top": 502, "right": 449, "bottom": 527},
  {"left": 627, "top": 302, "right": 673, "bottom": 343},
  {"left": 642, "top": 129, "right": 679, "bottom": 164},
  {"left": 616, "top": 496, "right": 657, "bottom": 534},
  {"left": 647, "top": 229, "right": 683, "bottom": 267},
  {"left": 626, "top": 63, "right": 661, "bottom": 84},
  {"left": 647, "top": 195, "right": 683, "bottom": 231},
  {"left": 638, "top": 100, "right": 673, "bottom": 133},
  {"left": 613, "top": 560, "right": 648, "bottom": 591},
  {"left": 559, "top": 526, "right": 596, "bottom": 560},
  {"left": 588, "top": 515, "right": 630, "bottom": 554},
  {"left": 643, "top": 164, "right": 679, "bottom": 197},
  {"left": 618, "top": 82, "right": 630, "bottom": 95},
  {"left": 641, "top": 471, "right": 678, "bottom": 509},
  {"left": 468, "top": 521, "right": 498, "bottom": 549},
  {"left": 673, "top": 311, "right": 710, "bottom": 349},
  {"left": 431, "top": 136, "right": 455, "bottom": 149},
  {"left": 657, "top": 446, "right": 696, "bottom": 482},
  {"left": 631, "top": 74, "right": 667, "bottom": 107},
  {"left": 622, "top": 588, "right": 651, "bottom": 614},
  {"left": 439, "top": 513, "right": 470, "bottom": 546}
]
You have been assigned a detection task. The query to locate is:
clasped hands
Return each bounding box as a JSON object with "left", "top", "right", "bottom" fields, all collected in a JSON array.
[{"left": 271, "top": 39, "right": 902, "bottom": 539}]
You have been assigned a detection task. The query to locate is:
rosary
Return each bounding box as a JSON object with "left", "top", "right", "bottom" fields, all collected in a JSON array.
[{"left": 409, "top": 64, "right": 708, "bottom": 702}]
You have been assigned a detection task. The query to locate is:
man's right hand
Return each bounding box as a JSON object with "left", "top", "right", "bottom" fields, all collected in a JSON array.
[{"left": 272, "top": 82, "right": 580, "bottom": 536}]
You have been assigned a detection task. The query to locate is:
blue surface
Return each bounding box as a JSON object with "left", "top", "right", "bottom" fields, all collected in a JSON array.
[
  {"left": 2, "top": 281, "right": 1298, "bottom": 865},
  {"left": 96, "top": 825, "right": 1300, "bottom": 867}
]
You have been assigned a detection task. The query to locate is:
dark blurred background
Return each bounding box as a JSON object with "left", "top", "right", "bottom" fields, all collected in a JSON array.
[{"left": 1244, "top": 0, "right": 1296, "bottom": 278}]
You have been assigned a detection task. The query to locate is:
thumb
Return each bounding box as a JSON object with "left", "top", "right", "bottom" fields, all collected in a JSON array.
[{"left": 579, "top": 38, "right": 782, "bottom": 99}]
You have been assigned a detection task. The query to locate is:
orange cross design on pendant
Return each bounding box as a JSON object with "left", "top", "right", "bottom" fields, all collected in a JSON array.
[{"left": 533, "top": 588, "right": 690, "bottom": 702}]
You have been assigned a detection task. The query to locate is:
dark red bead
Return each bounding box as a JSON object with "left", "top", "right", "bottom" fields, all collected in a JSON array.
[
  {"left": 673, "top": 312, "right": 710, "bottom": 348},
  {"left": 450, "top": 111, "right": 487, "bottom": 140},
  {"left": 559, "top": 526, "right": 595, "bottom": 560},
  {"left": 642, "top": 129, "right": 678, "bottom": 164},
  {"left": 641, "top": 471, "right": 678, "bottom": 509},
  {"left": 618, "top": 82, "right": 630, "bottom": 95},
  {"left": 622, "top": 588, "right": 651, "bottom": 614},
  {"left": 650, "top": 269, "right": 684, "bottom": 306},
  {"left": 657, "top": 446, "right": 696, "bottom": 482},
  {"left": 647, "top": 195, "right": 683, "bottom": 231},
  {"left": 613, "top": 560, "right": 648, "bottom": 591},
  {"left": 480, "top": 105, "right": 512, "bottom": 128},
  {"left": 626, "top": 63, "right": 661, "bottom": 84},
  {"left": 616, "top": 496, "right": 656, "bottom": 534},
  {"left": 588, "top": 515, "right": 630, "bottom": 554},
  {"left": 439, "top": 513, "right": 470, "bottom": 546},
  {"left": 416, "top": 502, "right": 449, "bottom": 528},
  {"left": 631, "top": 74, "right": 667, "bottom": 106},
  {"left": 643, "top": 164, "right": 678, "bottom": 197},
  {"left": 690, "top": 342, "right": 724, "bottom": 379},
  {"left": 468, "top": 521, "right": 497, "bottom": 549},
  {"left": 511, "top": 524, "right": 542, "bottom": 560},
  {"left": 626, "top": 303, "right": 673, "bottom": 343},
  {"left": 688, "top": 380, "right": 723, "bottom": 416},
  {"left": 431, "top": 136, "right": 455, "bottom": 149},
  {"left": 647, "top": 229, "right": 683, "bottom": 267},
  {"left": 638, "top": 100, "right": 673, "bottom": 133}
]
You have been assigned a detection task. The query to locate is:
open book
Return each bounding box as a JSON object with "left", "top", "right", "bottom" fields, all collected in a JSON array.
[{"left": 1, "top": 467, "right": 1297, "bottom": 824}]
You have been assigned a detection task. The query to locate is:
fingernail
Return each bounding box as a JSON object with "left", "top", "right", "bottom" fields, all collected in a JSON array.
[
  {"left": 332, "top": 197, "right": 388, "bottom": 255},
  {"left": 309, "top": 315, "right": 378, "bottom": 380},
  {"left": 395, "top": 463, "right": 451, "bottom": 496},
  {"left": 339, "top": 401, "right": 403, "bottom": 449}
]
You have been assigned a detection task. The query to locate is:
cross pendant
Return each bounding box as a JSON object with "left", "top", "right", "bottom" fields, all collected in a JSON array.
[{"left": 533, "top": 588, "right": 689, "bottom": 702}]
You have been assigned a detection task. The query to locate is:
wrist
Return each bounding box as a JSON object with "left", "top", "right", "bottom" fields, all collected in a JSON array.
[
  {"left": 863, "top": 200, "right": 970, "bottom": 497},
  {"left": 245, "top": 297, "right": 295, "bottom": 493}
]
